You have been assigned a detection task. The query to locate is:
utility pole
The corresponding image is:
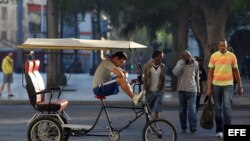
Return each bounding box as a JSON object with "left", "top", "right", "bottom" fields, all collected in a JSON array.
[
  {"left": 16, "top": 0, "right": 23, "bottom": 73},
  {"left": 90, "top": 3, "right": 101, "bottom": 75}
]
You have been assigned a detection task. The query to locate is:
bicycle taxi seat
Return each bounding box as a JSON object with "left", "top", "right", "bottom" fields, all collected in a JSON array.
[
  {"left": 24, "top": 60, "right": 68, "bottom": 113},
  {"left": 95, "top": 95, "right": 106, "bottom": 99}
]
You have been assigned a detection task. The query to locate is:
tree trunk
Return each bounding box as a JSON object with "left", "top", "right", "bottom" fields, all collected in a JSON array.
[
  {"left": 204, "top": 1, "right": 228, "bottom": 60},
  {"left": 171, "top": 1, "right": 191, "bottom": 91},
  {"left": 47, "top": 0, "right": 60, "bottom": 87},
  {"left": 191, "top": 6, "right": 208, "bottom": 69},
  {"left": 191, "top": 0, "right": 229, "bottom": 70}
]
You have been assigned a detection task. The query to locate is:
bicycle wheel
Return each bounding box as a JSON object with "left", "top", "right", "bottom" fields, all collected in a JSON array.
[
  {"left": 27, "top": 116, "right": 64, "bottom": 141},
  {"left": 142, "top": 119, "right": 177, "bottom": 141}
]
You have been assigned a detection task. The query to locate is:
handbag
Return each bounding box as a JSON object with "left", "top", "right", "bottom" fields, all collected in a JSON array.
[{"left": 200, "top": 96, "right": 214, "bottom": 130}]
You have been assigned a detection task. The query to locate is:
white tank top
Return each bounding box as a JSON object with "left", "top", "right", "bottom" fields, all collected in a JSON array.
[{"left": 149, "top": 66, "right": 161, "bottom": 91}]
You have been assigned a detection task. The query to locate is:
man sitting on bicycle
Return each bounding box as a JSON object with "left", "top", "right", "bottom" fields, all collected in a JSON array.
[{"left": 92, "top": 51, "right": 145, "bottom": 105}]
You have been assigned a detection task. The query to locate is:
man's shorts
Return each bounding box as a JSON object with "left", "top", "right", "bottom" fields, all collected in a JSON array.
[
  {"left": 145, "top": 91, "right": 164, "bottom": 112},
  {"left": 93, "top": 79, "right": 119, "bottom": 96},
  {"left": 3, "top": 73, "right": 13, "bottom": 83}
]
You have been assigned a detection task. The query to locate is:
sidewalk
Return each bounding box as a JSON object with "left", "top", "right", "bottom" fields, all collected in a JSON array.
[{"left": 0, "top": 73, "right": 249, "bottom": 107}]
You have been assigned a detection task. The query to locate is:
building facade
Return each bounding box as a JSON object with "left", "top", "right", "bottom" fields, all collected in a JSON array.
[
  {"left": 0, "top": 0, "right": 18, "bottom": 49},
  {"left": 0, "top": 0, "right": 112, "bottom": 73}
]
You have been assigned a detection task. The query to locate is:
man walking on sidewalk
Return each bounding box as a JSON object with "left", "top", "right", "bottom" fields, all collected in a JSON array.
[
  {"left": 172, "top": 50, "right": 199, "bottom": 134},
  {"left": 206, "top": 38, "right": 243, "bottom": 138},
  {"left": 143, "top": 50, "right": 166, "bottom": 119},
  {"left": 0, "top": 51, "right": 14, "bottom": 97}
]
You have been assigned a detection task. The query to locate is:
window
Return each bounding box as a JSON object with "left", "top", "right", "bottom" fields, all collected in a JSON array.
[
  {"left": 2, "top": 7, "right": 7, "bottom": 20},
  {"left": 1, "top": 31, "right": 7, "bottom": 39}
]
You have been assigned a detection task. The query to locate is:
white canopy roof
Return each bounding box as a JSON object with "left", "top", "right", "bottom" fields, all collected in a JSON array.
[{"left": 17, "top": 38, "right": 147, "bottom": 50}]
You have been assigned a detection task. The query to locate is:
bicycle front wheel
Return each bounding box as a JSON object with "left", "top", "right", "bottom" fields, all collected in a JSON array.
[{"left": 142, "top": 119, "right": 177, "bottom": 141}]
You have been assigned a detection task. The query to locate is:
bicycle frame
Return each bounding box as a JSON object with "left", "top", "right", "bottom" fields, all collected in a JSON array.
[
  {"left": 62, "top": 77, "right": 153, "bottom": 137},
  {"left": 78, "top": 98, "right": 153, "bottom": 136}
]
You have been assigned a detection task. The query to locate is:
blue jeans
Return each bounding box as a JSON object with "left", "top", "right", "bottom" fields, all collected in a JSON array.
[
  {"left": 178, "top": 91, "right": 197, "bottom": 131},
  {"left": 212, "top": 85, "right": 233, "bottom": 133}
]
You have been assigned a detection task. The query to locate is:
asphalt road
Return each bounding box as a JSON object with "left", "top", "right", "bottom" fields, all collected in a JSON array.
[{"left": 0, "top": 104, "right": 249, "bottom": 141}]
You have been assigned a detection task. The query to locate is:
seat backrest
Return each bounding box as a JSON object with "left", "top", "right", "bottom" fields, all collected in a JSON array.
[
  {"left": 33, "top": 60, "right": 45, "bottom": 90},
  {"left": 24, "top": 60, "right": 44, "bottom": 107}
]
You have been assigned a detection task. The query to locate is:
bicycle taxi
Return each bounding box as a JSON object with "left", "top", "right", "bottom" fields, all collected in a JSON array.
[{"left": 17, "top": 38, "right": 177, "bottom": 141}]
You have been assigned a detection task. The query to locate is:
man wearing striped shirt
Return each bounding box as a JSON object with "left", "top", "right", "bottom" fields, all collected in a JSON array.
[{"left": 206, "top": 38, "right": 243, "bottom": 138}]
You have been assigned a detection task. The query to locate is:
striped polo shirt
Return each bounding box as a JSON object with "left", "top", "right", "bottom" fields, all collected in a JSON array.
[{"left": 208, "top": 51, "right": 238, "bottom": 86}]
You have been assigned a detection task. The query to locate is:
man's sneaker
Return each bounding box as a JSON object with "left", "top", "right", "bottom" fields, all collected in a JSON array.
[
  {"left": 133, "top": 90, "right": 146, "bottom": 105},
  {"left": 216, "top": 132, "right": 223, "bottom": 138}
]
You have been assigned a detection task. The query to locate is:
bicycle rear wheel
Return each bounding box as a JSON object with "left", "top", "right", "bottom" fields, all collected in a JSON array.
[
  {"left": 142, "top": 119, "right": 177, "bottom": 141},
  {"left": 27, "top": 116, "right": 64, "bottom": 141}
]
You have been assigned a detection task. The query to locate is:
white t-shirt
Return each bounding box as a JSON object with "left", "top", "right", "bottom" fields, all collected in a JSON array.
[{"left": 92, "top": 59, "right": 116, "bottom": 88}]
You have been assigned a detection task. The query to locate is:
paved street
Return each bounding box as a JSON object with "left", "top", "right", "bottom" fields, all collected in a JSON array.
[{"left": 0, "top": 105, "right": 249, "bottom": 141}]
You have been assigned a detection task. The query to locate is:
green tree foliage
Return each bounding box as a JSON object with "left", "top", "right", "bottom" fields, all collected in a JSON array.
[
  {"left": 54, "top": 0, "right": 250, "bottom": 55},
  {"left": 46, "top": 0, "right": 250, "bottom": 88}
]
